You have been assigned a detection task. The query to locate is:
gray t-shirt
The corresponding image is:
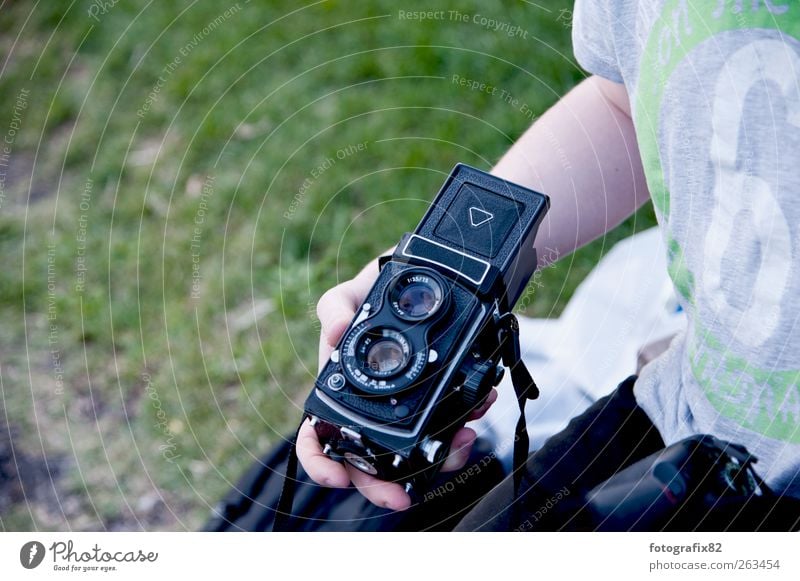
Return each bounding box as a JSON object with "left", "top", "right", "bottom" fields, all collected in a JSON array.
[{"left": 573, "top": 0, "right": 800, "bottom": 497}]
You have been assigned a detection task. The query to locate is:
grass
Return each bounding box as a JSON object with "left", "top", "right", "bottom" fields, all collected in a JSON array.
[{"left": 0, "top": 0, "right": 656, "bottom": 530}]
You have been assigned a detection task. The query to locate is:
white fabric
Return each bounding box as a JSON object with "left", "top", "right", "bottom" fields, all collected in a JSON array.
[{"left": 472, "top": 228, "right": 686, "bottom": 470}]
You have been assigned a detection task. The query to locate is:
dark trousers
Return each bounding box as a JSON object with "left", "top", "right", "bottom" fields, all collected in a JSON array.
[
  {"left": 456, "top": 376, "right": 665, "bottom": 531},
  {"left": 209, "top": 374, "right": 799, "bottom": 531}
]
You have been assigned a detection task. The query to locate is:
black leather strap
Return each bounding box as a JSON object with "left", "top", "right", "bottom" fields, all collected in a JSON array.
[
  {"left": 272, "top": 421, "right": 305, "bottom": 532},
  {"left": 498, "top": 313, "right": 539, "bottom": 497}
]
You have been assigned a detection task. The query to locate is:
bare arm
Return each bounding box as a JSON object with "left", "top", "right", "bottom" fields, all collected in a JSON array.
[{"left": 492, "top": 75, "right": 649, "bottom": 266}]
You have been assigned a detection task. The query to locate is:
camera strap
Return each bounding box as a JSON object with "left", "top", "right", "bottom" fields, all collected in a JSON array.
[
  {"left": 497, "top": 312, "right": 540, "bottom": 497},
  {"left": 273, "top": 420, "right": 306, "bottom": 532}
]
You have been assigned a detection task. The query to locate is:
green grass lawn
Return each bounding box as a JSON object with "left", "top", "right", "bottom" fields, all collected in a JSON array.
[{"left": 0, "top": 0, "right": 656, "bottom": 530}]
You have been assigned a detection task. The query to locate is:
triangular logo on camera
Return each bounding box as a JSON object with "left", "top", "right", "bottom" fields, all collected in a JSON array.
[{"left": 468, "top": 207, "right": 494, "bottom": 227}]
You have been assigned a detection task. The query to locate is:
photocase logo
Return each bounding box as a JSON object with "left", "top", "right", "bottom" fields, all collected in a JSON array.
[{"left": 19, "top": 541, "right": 46, "bottom": 569}]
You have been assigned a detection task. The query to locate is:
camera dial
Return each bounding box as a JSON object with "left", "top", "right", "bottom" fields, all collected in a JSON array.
[{"left": 461, "top": 361, "right": 505, "bottom": 407}]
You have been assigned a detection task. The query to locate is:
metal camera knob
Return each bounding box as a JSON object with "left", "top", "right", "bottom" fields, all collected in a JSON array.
[{"left": 461, "top": 361, "right": 502, "bottom": 408}]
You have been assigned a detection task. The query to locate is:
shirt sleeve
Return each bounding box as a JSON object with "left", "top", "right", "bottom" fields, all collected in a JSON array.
[{"left": 572, "top": 0, "right": 624, "bottom": 83}]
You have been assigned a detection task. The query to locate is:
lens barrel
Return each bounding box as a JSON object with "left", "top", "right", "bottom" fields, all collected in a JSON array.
[
  {"left": 355, "top": 328, "right": 411, "bottom": 379},
  {"left": 388, "top": 270, "right": 446, "bottom": 321}
]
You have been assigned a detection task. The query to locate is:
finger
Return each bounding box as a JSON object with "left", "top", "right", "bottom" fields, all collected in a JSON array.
[
  {"left": 318, "top": 331, "right": 341, "bottom": 372},
  {"left": 467, "top": 388, "right": 498, "bottom": 421},
  {"left": 316, "top": 286, "right": 358, "bottom": 370},
  {"left": 346, "top": 463, "right": 412, "bottom": 511},
  {"left": 316, "top": 255, "right": 387, "bottom": 345},
  {"left": 440, "top": 427, "right": 476, "bottom": 472},
  {"left": 295, "top": 419, "right": 350, "bottom": 488},
  {"left": 317, "top": 283, "right": 359, "bottom": 344},
  {"left": 315, "top": 253, "right": 391, "bottom": 370}
]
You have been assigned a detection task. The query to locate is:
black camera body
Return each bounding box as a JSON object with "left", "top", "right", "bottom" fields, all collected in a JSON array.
[{"left": 304, "top": 164, "right": 549, "bottom": 492}]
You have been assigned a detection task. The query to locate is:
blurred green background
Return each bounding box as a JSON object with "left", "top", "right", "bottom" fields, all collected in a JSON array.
[{"left": 0, "top": 0, "right": 655, "bottom": 530}]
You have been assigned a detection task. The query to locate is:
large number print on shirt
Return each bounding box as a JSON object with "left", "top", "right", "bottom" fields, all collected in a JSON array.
[{"left": 635, "top": 0, "right": 799, "bottom": 442}]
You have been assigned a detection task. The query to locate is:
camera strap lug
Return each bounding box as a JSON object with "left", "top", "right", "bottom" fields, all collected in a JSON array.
[
  {"left": 497, "top": 312, "right": 540, "bottom": 499},
  {"left": 340, "top": 426, "right": 363, "bottom": 446},
  {"left": 378, "top": 253, "right": 393, "bottom": 270}
]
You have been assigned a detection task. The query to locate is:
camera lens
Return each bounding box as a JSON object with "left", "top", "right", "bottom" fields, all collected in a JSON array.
[
  {"left": 356, "top": 328, "right": 411, "bottom": 379},
  {"left": 366, "top": 338, "right": 407, "bottom": 375},
  {"left": 398, "top": 283, "right": 438, "bottom": 318},
  {"left": 389, "top": 270, "right": 446, "bottom": 321}
]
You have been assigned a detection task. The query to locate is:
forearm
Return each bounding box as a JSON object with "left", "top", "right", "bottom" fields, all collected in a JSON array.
[{"left": 491, "top": 76, "right": 649, "bottom": 267}]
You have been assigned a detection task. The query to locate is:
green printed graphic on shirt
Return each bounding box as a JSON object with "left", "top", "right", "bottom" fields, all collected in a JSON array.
[
  {"left": 635, "top": 0, "right": 798, "bottom": 219},
  {"left": 665, "top": 235, "right": 693, "bottom": 305},
  {"left": 690, "top": 320, "right": 800, "bottom": 444},
  {"left": 635, "top": 0, "right": 800, "bottom": 441}
]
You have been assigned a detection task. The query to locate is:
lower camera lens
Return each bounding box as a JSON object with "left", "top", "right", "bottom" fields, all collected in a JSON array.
[
  {"left": 388, "top": 270, "right": 446, "bottom": 321},
  {"left": 355, "top": 328, "right": 411, "bottom": 379},
  {"left": 366, "top": 338, "right": 407, "bottom": 375}
]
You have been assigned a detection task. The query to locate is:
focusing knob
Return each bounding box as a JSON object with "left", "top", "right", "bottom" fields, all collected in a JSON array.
[{"left": 461, "top": 361, "right": 496, "bottom": 408}]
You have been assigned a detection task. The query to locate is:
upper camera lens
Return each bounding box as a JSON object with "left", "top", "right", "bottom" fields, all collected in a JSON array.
[
  {"left": 389, "top": 270, "right": 446, "bottom": 321},
  {"left": 397, "top": 283, "right": 438, "bottom": 318}
]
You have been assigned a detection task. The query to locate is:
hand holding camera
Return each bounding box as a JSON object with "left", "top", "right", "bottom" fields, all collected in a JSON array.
[
  {"left": 295, "top": 165, "right": 549, "bottom": 511},
  {"left": 298, "top": 257, "right": 497, "bottom": 510}
]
